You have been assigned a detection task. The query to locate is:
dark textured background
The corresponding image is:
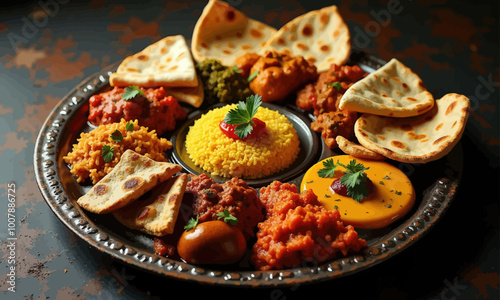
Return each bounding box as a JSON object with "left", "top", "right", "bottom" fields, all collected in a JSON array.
[{"left": 0, "top": 0, "right": 498, "bottom": 299}]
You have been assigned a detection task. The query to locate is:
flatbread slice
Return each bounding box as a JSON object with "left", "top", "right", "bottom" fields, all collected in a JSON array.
[
  {"left": 336, "top": 136, "right": 385, "bottom": 160},
  {"left": 77, "top": 150, "right": 182, "bottom": 214},
  {"left": 113, "top": 173, "right": 188, "bottom": 236},
  {"left": 260, "top": 5, "right": 351, "bottom": 72},
  {"left": 354, "top": 93, "right": 470, "bottom": 164},
  {"left": 339, "top": 58, "right": 434, "bottom": 118},
  {"left": 163, "top": 75, "right": 204, "bottom": 108},
  {"left": 109, "top": 35, "right": 198, "bottom": 88},
  {"left": 191, "top": 0, "right": 277, "bottom": 66}
]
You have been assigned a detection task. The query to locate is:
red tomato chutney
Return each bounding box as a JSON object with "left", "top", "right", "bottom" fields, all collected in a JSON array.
[
  {"left": 88, "top": 86, "right": 186, "bottom": 135},
  {"left": 251, "top": 181, "right": 367, "bottom": 271}
]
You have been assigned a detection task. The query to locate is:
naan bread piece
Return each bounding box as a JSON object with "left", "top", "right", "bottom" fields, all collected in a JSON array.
[
  {"left": 336, "top": 136, "right": 385, "bottom": 160},
  {"left": 109, "top": 35, "right": 198, "bottom": 88},
  {"left": 113, "top": 174, "right": 188, "bottom": 236},
  {"left": 163, "top": 75, "right": 204, "bottom": 108},
  {"left": 191, "top": 0, "right": 277, "bottom": 66},
  {"left": 339, "top": 58, "right": 434, "bottom": 118},
  {"left": 260, "top": 5, "right": 351, "bottom": 72},
  {"left": 77, "top": 150, "right": 182, "bottom": 214},
  {"left": 354, "top": 93, "right": 470, "bottom": 164}
]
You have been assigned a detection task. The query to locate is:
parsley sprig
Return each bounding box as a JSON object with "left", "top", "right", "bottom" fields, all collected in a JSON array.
[
  {"left": 216, "top": 209, "right": 239, "bottom": 226},
  {"left": 318, "top": 158, "right": 371, "bottom": 202},
  {"left": 122, "top": 86, "right": 145, "bottom": 100},
  {"left": 223, "top": 94, "right": 262, "bottom": 140},
  {"left": 184, "top": 215, "right": 199, "bottom": 231}
]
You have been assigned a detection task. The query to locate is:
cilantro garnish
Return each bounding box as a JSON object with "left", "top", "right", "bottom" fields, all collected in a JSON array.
[
  {"left": 101, "top": 145, "right": 115, "bottom": 163},
  {"left": 184, "top": 215, "right": 199, "bottom": 231},
  {"left": 326, "top": 82, "right": 342, "bottom": 91},
  {"left": 122, "top": 86, "right": 145, "bottom": 100},
  {"left": 318, "top": 158, "right": 371, "bottom": 202},
  {"left": 110, "top": 130, "right": 123, "bottom": 142},
  {"left": 223, "top": 94, "right": 262, "bottom": 140},
  {"left": 232, "top": 65, "right": 243, "bottom": 74},
  {"left": 216, "top": 209, "right": 239, "bottom": 226},
  {"left": 125, "top": 121, "right": 134, "bottom": 132},
  {"left": 247, "top": 70, "right": 260, "bottom": 82}
]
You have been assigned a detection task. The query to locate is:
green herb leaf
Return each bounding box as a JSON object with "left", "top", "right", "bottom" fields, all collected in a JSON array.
[
  {"left": 184, "top": 215, "right": 199, "bottom": 231},
  {"left": 125, "top": 121, "right": 134, "bottom": 132},
  {"left": 110, "top": 130, "right": 123, "bottom": 142},
  {"left": 101, "top": 145, "right": 115, "bottom": 163},
  {"left": 223, "top": 94, "right": 262, "bottom": 140},
  {"left": 317, "top": 158, "right": 344, "bottom": 178},
  {"left": 216, "top": 209, "right": 239, "bottom": 226},
  {"left": 339, "top": 159, "right": 371, "bottom": 202},
  {"left": 247, "top": 70, "right": 260, "bottom": 82},
  {"left": 232, "top": 65, "right": 243, "bottom": 74},
  {"left": 326, "top": 81, "right": 342, "bottom": 91},
  {"left": 122, "top": 86, "right": 145, "bottom": 100}
]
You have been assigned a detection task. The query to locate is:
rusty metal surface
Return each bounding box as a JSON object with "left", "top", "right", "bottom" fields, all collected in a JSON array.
[{"left": 1, "top": 0, "right": 498, "bottom": 299}]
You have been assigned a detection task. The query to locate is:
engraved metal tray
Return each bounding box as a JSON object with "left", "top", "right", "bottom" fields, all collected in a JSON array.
[{"left": 34, "top": 51, "right": 463, "bottom": 287}]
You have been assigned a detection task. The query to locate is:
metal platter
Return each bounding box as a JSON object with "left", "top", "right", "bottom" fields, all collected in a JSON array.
[{"left": 34, "top": 51, "right": 463, "bottom": 287}]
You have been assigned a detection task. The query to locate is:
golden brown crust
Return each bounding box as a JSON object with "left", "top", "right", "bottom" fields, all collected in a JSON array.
[
  {"left": 76, "top": 150, "right": 182, "bottom": 214},
  {"left": 113, "top": 174, "right": 188, "bottom": 236},
  {"left": 336, "top": 135, "right": 386, "bottom": 160},
  {"left": 354, "top": 93, "right": 470, "bottom": 163}
]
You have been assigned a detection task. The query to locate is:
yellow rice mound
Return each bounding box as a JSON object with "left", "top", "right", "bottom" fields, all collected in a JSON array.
[
  {"left": 185, "top": 105, "right": 300, "bottom": 179},
  {"left": 63, "top": 119, "right": 172, "bottom": 184}
]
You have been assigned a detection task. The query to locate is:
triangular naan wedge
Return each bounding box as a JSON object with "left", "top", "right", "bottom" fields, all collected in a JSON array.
[
  {"left": 339, "top": 58, "right": 435, "bottom": 117},
  {"left": 191, "top": 0, "right": 277, "bottom": 66},
  {"left": 260, "top": 5, "right": 351, "bottom": 72},
  {"left": 336, "top": 136, "right": 385, "bottom": 160},
  {"left": 354, "top": 93, "right": 470, "bottom": 164},
  {"left": 77, "top": 150, "right": 182, "bottom": 214},
  {"left": 163, "top": 75, "right": 204, "bottom": 108},
  {"left": 109, "top": 35, "right": 198, "bottom": 88},
  {"left": 113, "top": 173, "right": 188, "bottom": 236}
]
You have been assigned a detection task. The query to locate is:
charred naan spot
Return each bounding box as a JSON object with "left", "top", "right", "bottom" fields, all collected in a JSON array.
[
  {"left": 223, "top": 49, "right": 232, "bottom": 55},
  {"left": 381, "top": 93, "right": 388, "bottom": 97},
  {"left": 168, "top": 194, "right": 177, "bottom": 203},
  {"left": 407, "top": 132, "right": 427, "bottom": 140},
  {"left": 156, "top": 195, "right": 166, "bottom": 203},
  {"left": 201, "top": 42, "right": 208, "bottom": 49},
  {"left": 176, "top": 52, "right": 185, "bottom": 61},
  {"left": 123, "top": 177, "right": 143, "bottom": 191},
  {"left": 297, "top": 42, "right": 308, "bottom": 51},
  {"left": 277, "top": 38, "right": 286, "bottom": 45},
  {"left": 320, "top": 45, "right": 330, "bottom": 52},
  {"left": 320, "top": 13, "right": 329, "bottom": 24},
  {"left": 402, "top": 83, "right": 409, "bottom": 89},
  {"left": 446, "top": 101, "right": 457, "bottom": 115},
  {"left": 333, "top": 30, "right": 340, "bottom": 38},
  {"left": 373, "top": 74, "right": 379, "bottom": 80},
  {"left": 136, "top": 207, "right": 150, "bottom": 220},
  {"left": 226, "top": 10, "right": 235, "bottom": 21},
  {"left": 137, "top": 54, "right": 148, "bottom": 61},
  {"left": 144, "top": 160, "right": 152, "bottom": 168},
  {"left": 360, "top": 131, "right": 368, "bottom": 137},
  {"left": 242, "top": 44, "right": 251, "bottom": 50},
  {"left": 382, "top": 78, "right": 388, "bottom": 84},
  {"left": 94, "top": 184, "right": 108, "bottom": 196},
  {"left": 236, "top": 32, "right": 242, "bottom": 38},
  {"left": 436, "top": 123, "right": 444, "bottom": 131},
  {"left": 372, "top": 88, "right": 378, "bottom": 94},
  {"left": 226, "top": 41, "right": 235, "bottom": 48},
  {"left": 452, "top": 121, "right": 457, "bottom": 128},
  {"left": 166, "top": 57, "right": 172, "bottom": 63},
  {"left": 289, "top": 34, "right": 297, "bottom": 41},
  {"left": 126, "top": 68, "right": 138, "bottom": 72},
  {"left": 406, "top": 97, "right": 418, "bottom": 102},
  {"left": 168, "top": 65, "right": 178, "bottom": 71},
  {"left": 160, "top": 47, "right": 167, "bottom": 54},
  {"left": 400, "top": 124, "right": 413, "bottom": 131},
  {"left": 433, "top": 136, "right": 449, "bottom": 145},
  {"left": 395, "top": 91, "right": 403, "bottom": 96},
  {"left": 390, "top": 77, "right": 400, "bottom": 82},
  {"left": 418, "top": 81, "right": 426, "bottom": 89},
  {"left": 302, "top": 24, "right": 313, "bottom": 37},
  {"left": 421, "top": 138, "right": 430, "bottom": 143},
  {"left": 131, "top": 154, "right": 140, "bottom": 161},
  {"left": 376, "top": 135, "right": 386, "bottom": 140},
  {"left": 249, "top": 29, "right": 263, "bottom": 39},
  {"left": 391, "top": 140, "right": 406, "bottom": 149}
]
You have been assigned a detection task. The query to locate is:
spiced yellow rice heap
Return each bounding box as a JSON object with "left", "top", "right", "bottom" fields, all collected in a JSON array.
[
  {"left": 185, "top": 105, "right": 300, "bottom": 179},
  {"left": 63, "top": 119, "right": 172, "bottom": 184}
]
